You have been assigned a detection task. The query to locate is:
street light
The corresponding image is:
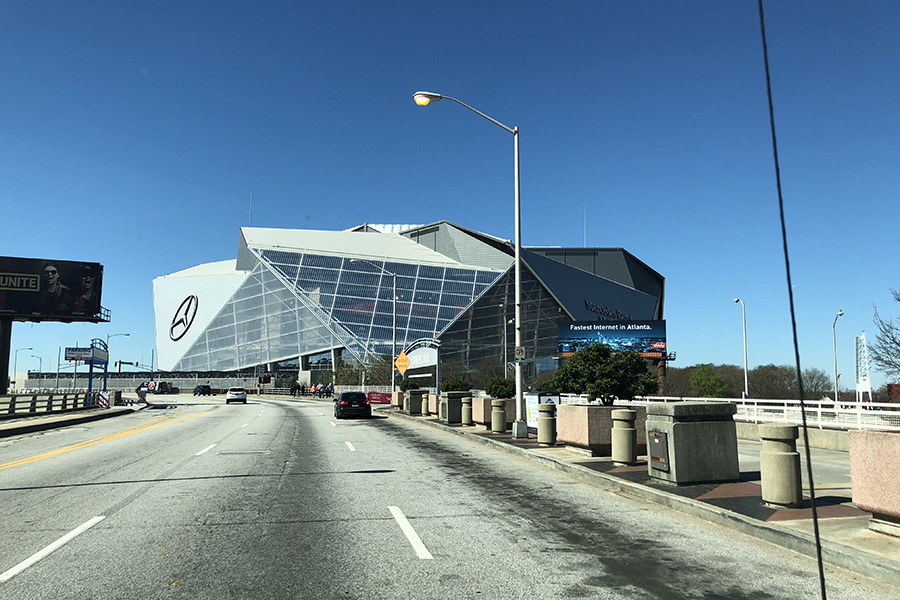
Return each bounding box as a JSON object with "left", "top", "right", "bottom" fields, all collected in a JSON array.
[
  {"left": 13, "top": 347, "right": 33, "bottom": 392},
  {"left": 351, "top": 259, "right": 398, "bottom": 396},
  {"left": 833, "top": 310, "right": 844, "bottom": 403},
  {"left": 106, "top": 332, "right": 130, "bottom": 347},
  {"left": 734, "top": 298, "right": 748, "bottom": 398},
  {"left": 31, "top": 355, "right": 42, "bottom": 388},
  {"left": 414, "top": 90, "right": 528, "bottom": 439}
]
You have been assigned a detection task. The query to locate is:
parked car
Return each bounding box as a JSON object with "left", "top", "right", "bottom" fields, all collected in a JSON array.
[
  {"left": 334, "top": 391, "right": 371, "bottom": 419},
  {"left": 225, "top": 387, "right": 247, "bottom": 404},
  {"left": 193, "top": 385, "right": 213, "bottom": 396}
]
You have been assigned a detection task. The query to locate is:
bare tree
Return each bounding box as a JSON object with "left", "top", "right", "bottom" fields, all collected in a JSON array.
[
  {"left": 871, "top": 289, "right": 900, "bottom": 380},
  {"left": 801, "top": 367, "right": 831, "bottom": 400}
]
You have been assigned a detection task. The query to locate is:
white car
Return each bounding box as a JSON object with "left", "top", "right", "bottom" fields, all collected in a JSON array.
[{"left": 225, "top": 387, "right": 247, "bottom": 404}]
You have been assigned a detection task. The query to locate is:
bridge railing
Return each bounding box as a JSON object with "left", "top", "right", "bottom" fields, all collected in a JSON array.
[
  {"left": 0, "top": 391, "right": 123, "bottom": 418},
  {"left": 553, "top": 394, "right": 900, "bottom": 432}
]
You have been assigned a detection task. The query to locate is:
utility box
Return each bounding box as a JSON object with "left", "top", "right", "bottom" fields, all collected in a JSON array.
[
  {"left": 440, "top": 391, "right": 466, "bottom": 424},
  {"left": 406, "top": 390, "right": 424, "bottom": 415},
  {"left": 646, "top": 402, "right": 739, "bottom": 485}
]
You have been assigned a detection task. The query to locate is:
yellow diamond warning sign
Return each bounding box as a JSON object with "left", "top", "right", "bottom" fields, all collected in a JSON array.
[{"left": 394, "top": 351, "right": 411, "bottom": 375}]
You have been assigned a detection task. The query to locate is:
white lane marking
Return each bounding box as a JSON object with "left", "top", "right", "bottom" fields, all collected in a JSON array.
[
  {"left": 388, "top": 506, "right": 433, "bottom": 560},
  {"left": 241, "top": 423, "right": 249, "bottom": 428},
  {"left": 0, "top": 516, "right": 106, "bottom": 582},
  {"left": 195, "top": 444, "right": 217, "bottom": 456},
  {"left": 330, "top": 422, "right": 336, "bottom": 427},
  {"left": 345, "top": 441, "right": 356, "bottom": 452}
]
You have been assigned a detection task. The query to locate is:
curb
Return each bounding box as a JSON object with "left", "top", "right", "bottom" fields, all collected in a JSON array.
[{"left": 385, "top": 409, "right": 900, "bottom": 586}]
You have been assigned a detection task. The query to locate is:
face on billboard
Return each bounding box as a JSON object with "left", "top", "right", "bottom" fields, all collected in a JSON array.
[{"left": 0, "top": 256, "right": 104, "bottom": 322}]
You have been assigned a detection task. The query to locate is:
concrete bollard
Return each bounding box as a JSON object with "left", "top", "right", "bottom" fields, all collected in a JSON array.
[
  {"left": 491, "top": 399, "right": 507, "bottom": 434},
  {"left": 611, "top": 409, "right": 637, "bottom": 465},
  {"left": 461, "top": 396, "right": 473, "bottom": 425},
  {"left": 421, "top": 393, "right": 429, "bottom": 416},
  {"left": 760, "top": 423, "right": 802, "bottom": 507},
  {"left": 537, "top": 403, "right": 557, "bottom": 446}
]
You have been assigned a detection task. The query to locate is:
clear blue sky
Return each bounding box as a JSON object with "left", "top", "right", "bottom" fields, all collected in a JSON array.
[{"left": 3, "top": 1, "right": 898, "bottom": 391}]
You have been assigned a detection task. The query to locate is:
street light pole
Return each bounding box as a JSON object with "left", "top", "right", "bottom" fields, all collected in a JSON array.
[
  {"left": 833, "top": 309, "right": 844, "bottom": 403},
  {"left": 734, "top": 298, "right": 748, "bottom": 398},
  {"left": 31, "top": 355, "right": 42, "bottom": 388},
  {"left": 13, "top": 347, "right": 33, "bottom": 392},
  {"left": 414, "top": 91, "right": 528, "bottom": 439},
  {"left": 351, "top": 259, "right": 398, "bottom": 396}
]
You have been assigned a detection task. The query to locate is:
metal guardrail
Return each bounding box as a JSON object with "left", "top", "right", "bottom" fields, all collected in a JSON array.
[
  {"left": 1, "top": 392, "right": 103, "bottom": 418},
  {"left": 555, "top": 394, "right": 900, "bottom": 432}
]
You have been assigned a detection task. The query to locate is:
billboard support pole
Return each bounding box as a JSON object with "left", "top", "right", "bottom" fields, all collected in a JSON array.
[{"left": 0, "top": 319, "right": 11, "bottom": 395}]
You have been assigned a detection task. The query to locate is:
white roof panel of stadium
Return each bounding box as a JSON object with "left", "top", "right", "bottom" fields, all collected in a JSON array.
[
  {"left": 157, "top": 259, "right": 238, "bottom": 279},
  {"left": 241, "top": 227, "right": 494, "bottom": 269}
]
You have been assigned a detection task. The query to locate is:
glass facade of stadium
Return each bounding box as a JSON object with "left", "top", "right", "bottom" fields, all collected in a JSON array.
[{"left": 153, "top": 221, "right": 664, "bottom": 384}]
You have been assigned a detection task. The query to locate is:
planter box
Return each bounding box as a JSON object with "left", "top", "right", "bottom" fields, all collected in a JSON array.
[
  {"left": 473, "top": 397, "right": 516, "bottom": 429},
  {"left": 557, "top": 404, "right": 647, "bottom": 457},
  {"left": 850, "top": 430, "right": 900, "bottom": 536}
]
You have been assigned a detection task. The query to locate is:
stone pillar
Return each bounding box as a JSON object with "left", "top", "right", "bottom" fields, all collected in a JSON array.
[
  {"left": 491, "top": 399, "right": 507, "bottom": 434},
  {"left": 421, "top": 393, "right": 429, "bottom": 416},
  {"left": 760, "top": 423, "right": 802, "bottom": 508},
  {"left": 461, "top": 396, "right": 473, "bottom": 426},
  {"left": 611, "top": 409, "right": 638, "bottom": 465},
  {"left": 537, "top": 403, "right": 556, "bottom": 446}
]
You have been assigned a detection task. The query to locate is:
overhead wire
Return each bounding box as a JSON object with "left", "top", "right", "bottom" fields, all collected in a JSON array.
[{"left": 756, "top": 2, "right": 827, "bottom": 598}]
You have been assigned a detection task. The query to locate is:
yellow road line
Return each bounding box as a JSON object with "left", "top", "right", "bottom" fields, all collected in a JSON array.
[{"left": 0, "top": 410, "right": 212, "bottom": 471}]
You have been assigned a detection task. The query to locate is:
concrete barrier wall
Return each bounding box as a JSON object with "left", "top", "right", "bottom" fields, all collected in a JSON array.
[{"left": 735, "top": 422, "right": 849, "bottom": 451}]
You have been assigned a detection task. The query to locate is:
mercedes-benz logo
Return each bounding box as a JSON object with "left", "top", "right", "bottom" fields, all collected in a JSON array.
[{"left": 170, "top": 295, "right": 199, "bottom": 341}]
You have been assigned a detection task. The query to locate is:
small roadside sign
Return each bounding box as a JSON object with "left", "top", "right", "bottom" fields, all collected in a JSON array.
[
  {"left": 395, "top": 351, "right": 411, "bottom": 375},
  {"left": 514, "top": 346, "right": 525, "bottom": 361}
]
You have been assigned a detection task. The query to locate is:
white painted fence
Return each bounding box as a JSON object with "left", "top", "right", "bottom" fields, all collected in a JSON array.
[{"left": 555, "top": 394, "right": 900, "bottom": 432}]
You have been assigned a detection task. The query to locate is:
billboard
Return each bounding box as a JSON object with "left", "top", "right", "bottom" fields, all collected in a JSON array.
[
  {"left": 0, "top": 256, "right": 104, "bottom": 322},
  {"left": 558, "top": 320, "right": 667, "bottom": 359}
]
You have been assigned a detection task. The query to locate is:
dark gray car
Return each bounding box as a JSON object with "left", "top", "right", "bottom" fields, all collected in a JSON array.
[{"left": 334, "top": 392, "right": 371, "bottom": 419}]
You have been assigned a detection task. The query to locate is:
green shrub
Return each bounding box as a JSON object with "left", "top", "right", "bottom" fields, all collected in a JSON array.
[
  {"left": 399, "top": 378, "right": 420, "bottom": 392},
  {"left": 485, "top": 378, "right": 515, "bottom": 399},
  {"left": 440, "top": 378, "right": 470, "bottom": 393}
]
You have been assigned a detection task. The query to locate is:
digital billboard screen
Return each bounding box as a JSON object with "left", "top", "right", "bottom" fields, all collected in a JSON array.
[
  {"left": 0, "top": 256, "right": 104, "bottom": 322},
  {"left": 558, "top": 320, "right": 667, "bottom": 359}
]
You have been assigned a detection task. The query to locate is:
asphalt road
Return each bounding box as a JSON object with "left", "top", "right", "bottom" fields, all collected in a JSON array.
[{"left": 1, "top": 396, "right": 898, "bottom": 599}]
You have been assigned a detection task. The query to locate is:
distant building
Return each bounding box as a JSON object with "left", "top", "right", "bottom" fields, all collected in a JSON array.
[{"left": 152, "top": 221, "right": 664, "bottom": 384}]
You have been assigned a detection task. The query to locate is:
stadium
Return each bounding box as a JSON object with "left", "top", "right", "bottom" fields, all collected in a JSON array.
[{"left": 152, "top": 221, "right": 665, "bottom": 388}]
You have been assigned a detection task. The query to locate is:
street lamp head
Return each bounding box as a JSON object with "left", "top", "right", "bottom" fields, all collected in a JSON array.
[
  {"left": 734, "top": 298, "right": 740, "bottom": 304},
  {"left": 413, "top": 91, "right": 442, "bottom": 106},
  {"left": 837, "top": 310, "right": 844, "bottom": 318}
]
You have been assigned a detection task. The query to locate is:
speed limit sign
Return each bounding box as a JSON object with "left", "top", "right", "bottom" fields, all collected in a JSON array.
[{"left": 514, "top": 346, "right": 525, "bottom": 361}]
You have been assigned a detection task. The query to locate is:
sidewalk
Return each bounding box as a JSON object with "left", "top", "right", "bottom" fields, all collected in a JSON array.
[{"left": 381, "top": 405, "right": 900, "bottom": 587}]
